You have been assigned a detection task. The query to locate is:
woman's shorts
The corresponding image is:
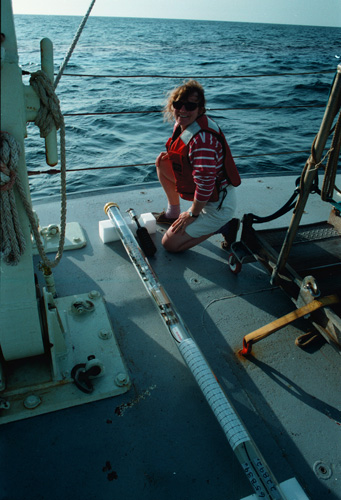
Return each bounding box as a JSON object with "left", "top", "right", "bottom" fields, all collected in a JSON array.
[{"left": 185, "top": 185, "right": 237, "bottom": 238}]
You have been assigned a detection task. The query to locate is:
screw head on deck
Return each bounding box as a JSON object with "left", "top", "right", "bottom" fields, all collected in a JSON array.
[
  {"left": 98, "top": 329, "right": 112, "bottom": 340},
  {"left": 24, "top": 394, "right": 41, "bottom": 409},
  {"left": 115, "top": 373, "right": 129, "bottom": 387}
]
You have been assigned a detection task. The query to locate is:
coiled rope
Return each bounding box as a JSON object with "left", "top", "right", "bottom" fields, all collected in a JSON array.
[
  {"left": 0, "top": 70, "right": 66, "bottom": 268},
  {"left": 1, "top": 0, "right": 96, "bottom": 267},
  {"left": 0, "top": 96, "right": 65, "bottom": 269},
  {"left": 0, "top": 133, "right": 26, "bottom": 265},
  {"left": 29, "top": 70, "right": 67, "bottom": 268}
]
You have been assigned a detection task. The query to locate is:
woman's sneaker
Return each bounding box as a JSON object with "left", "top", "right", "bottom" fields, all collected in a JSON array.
[{"left": 153, "top": 211, "right": 178, "bottom": 225}]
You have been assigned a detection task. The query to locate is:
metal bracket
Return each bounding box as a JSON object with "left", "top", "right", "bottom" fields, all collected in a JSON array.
[
  {"left": 32, "top": 221, "right": 87, "bottom": 254},
  {"left": 0, "top": 289, "right": 130, "bottom": 424}
]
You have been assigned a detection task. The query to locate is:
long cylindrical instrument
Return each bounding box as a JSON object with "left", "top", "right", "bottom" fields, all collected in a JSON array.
[{"left": 104, "top": 202, "right": 306, "bottom": 500}]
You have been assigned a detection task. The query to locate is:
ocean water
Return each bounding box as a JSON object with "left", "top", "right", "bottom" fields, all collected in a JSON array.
[{"left": 12, "top": 15, "right": 341, "bottom": 198}]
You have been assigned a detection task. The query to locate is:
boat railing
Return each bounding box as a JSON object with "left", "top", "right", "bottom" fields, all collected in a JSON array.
[{"left": 25, "top": 68, "right": 335, "bottom": 178}]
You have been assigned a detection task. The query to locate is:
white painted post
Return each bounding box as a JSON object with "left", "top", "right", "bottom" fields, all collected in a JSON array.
[{"left": 0, "top": 0, "right": 44, "bottom": 360}]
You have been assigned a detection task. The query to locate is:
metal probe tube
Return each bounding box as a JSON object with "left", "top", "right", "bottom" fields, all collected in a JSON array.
[{"left": 104, "top": 202, "right": 299, "bottom": 500}]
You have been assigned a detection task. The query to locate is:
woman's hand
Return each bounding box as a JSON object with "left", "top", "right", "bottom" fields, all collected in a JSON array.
[
  {"left": 155, "top": 152, "right": 169, "bottom": 168},
  {"left": 171, "top": 211, "right": 196, "bottom": 234},
  {"left": 171, "top": 200, "right": 207, "bottom": 233}
]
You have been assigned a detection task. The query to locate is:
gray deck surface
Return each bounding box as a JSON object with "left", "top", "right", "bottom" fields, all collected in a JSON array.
[{"left": 1, "top": 176, "right": 340, "bottom": 500}]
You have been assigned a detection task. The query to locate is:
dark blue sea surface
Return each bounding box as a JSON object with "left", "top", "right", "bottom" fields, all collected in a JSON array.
[{"left": 13, "top": 15, "right": 341, "bottom": 198}]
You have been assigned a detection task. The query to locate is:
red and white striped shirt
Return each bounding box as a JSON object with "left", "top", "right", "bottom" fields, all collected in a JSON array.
[{"left": 188, "top": 131, "right": 228, "bottom": 202}]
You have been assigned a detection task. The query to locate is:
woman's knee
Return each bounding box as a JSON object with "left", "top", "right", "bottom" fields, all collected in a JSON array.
[
  {"left": 161, "top": 232, "right": 187, "bottom": 252},
  {"left": 157, "top": 157, "right": 173, "bottom": 175},
  {"left": 161, "top": 234, "right": 180, "bottom": 252}
]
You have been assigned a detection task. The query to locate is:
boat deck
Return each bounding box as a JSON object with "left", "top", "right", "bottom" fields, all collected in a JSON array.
[{"left": 1, "top": 176, "right": 340, "bottom": 500}]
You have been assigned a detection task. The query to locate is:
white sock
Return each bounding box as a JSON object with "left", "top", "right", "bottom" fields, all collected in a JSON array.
[{"left": 165, "top": 204, "right": 180, "bottom": 218}]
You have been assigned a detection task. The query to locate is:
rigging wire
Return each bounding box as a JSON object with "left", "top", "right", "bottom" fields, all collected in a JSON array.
[
  {"left": 27, "top": 149, "right": 325, "bottom": 177},
  {"left": 59, "top": 69, "right": 335, "bottom": 79},
  {"left": 23, "top": 68, "right": 329, "bottom": 115},
  {"left": 62, "top": 104, "right": 325, "bottom": 117},
  {"left": 24, "top": 67, "right": 335, "bottom": 178}
]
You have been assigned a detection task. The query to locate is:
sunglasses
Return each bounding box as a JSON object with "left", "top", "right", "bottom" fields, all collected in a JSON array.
[{"left": 172, "top": 100, "right": 199, "bottom": 111}]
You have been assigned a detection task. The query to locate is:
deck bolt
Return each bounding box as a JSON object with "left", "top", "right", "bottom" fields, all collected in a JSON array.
[
  {"left": 99, "top": 329, "right": 112, "bottom": 340},
  {"left": 88, "top": 290, "right": 100, "bottom": 299},
  {"left": 0, "top": 398, "right": 10, "bottom": 410},
  {"left": 115, "top": 373, "right": 129, "bottom": 387},
  {"left": 24, "top": 394, "right": 41, "bottom": 409}
]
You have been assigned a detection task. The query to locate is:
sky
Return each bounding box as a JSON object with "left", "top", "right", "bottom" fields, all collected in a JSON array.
[{"left": 11, "top": 0, "right": 341, "bottom": 28}]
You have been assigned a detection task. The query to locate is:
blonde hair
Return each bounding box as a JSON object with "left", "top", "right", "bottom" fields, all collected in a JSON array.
[{"left": 163, "top": 80, "right": 206, "bottom": 122}]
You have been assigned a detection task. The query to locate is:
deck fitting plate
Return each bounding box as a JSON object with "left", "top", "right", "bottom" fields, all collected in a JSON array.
[{"left": 0, "top": 291, "right": 130, "bottom": 424}]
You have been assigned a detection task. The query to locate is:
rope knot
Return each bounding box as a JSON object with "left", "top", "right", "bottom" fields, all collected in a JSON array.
[
  {"left": 0, "top": 0, "right": 96, "bottom": 266},
  {"left": 30, "top": 70, "right": 64, "bottom": 138},
  {"left": 0, "top": 161, "right": 17, "bottom": 191},
  {"left": 0, "top": 132, "right": 20, "bottom": 191}
]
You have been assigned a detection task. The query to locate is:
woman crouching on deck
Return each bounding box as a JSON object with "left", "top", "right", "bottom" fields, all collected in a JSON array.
[{"left": 155, "top": 80, "right": 241, "bottom": 253}]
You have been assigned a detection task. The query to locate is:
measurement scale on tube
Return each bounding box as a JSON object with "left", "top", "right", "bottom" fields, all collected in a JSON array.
[{"left": 104, "top": 202, "right": 309, "bottom": 500}]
